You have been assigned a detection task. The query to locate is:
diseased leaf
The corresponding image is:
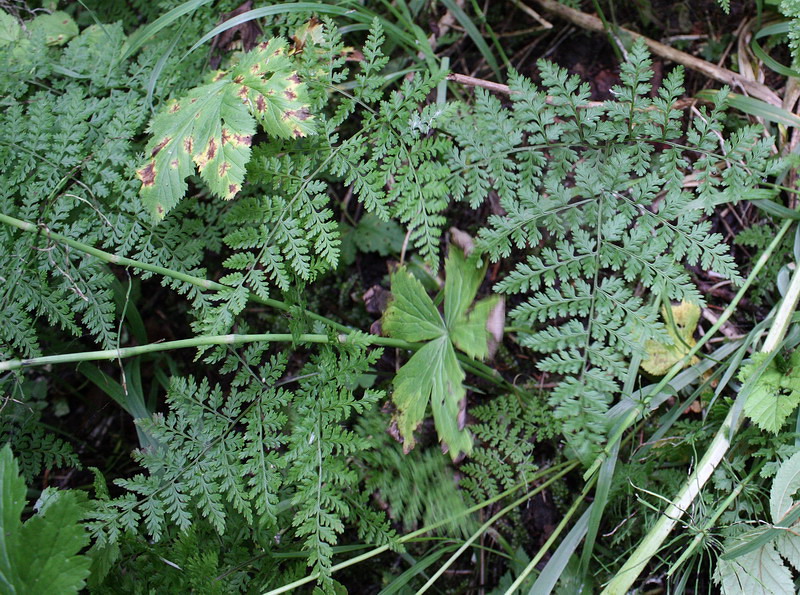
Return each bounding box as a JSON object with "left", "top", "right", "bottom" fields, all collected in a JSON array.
[
  {"left": 392, "top": 336, "right": 471, "bottom": 457},
  {"left": 382, "top": 268, "right": 445, "bottom": 343},
  {"left": 742, "top": 351, "right": 800, "bottom": 434},
  {"left": 383, "top": 244, "right": 499, "bottom": 459},
  {"left": 0, "top": 445, "right": 91, "bottom": 594},
  {"left": 641, "top": 301, "right": 700, "bottom": 375},
  {"left": 28, "top": 11, "right": 78, "bottom": 46},
  {"left": 138, "top": 37, "right": 314, "bottom": 220},
  {"left": 450, "top": 295, "right": 501, "bottom": 360}
]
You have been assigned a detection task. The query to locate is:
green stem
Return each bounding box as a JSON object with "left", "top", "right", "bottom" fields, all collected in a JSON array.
[
  {"left": 264, "top": 461, "right": 577, "bottom": 595},
  {"left": 417, "top": 461, "right": 578, "bottom": 593},
  {"left": 586, "top": 216, "right": 795, "bottom": 481},
  {"left": 0, "top": 213, "right": 511, "bottom": 389},
  {"left": 603, "top": 227, "right": 800, "bottom": 594},
  {"left": 0, "top": 213, "right": 352, "bottom": 334},
  {"left": 0, "top": 333, "right": 419, "bottom": 372}
]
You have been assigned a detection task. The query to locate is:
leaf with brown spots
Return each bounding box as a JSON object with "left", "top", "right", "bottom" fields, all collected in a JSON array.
[{"left": 138, "top": 36, "right": 314, "bottom": 220}]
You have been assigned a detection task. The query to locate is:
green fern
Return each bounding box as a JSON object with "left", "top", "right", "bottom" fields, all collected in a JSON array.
[{"left": 444, "top": 40, "right": 771, "bottom": 456}]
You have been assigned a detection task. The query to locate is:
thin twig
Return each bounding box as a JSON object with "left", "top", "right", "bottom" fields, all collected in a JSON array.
[
  {"left": 512, "top": 0, "right": 553, "bottom": 29},
  {"left": 533, "top": 0, "right": 781, "bottom": 106}
]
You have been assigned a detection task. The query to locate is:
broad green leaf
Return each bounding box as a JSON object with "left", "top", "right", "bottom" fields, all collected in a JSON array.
[
  {"left": 138, "top": 38, "right": 314, "bottom": 220},
  {"left": 0, "top": 12, "right": 20, "bottom": 47},
  {"left": 641, "top": 301, "right": 700, "bottom": 376},
  {"left": 28, "top": 11, "right": 78, "bottom": 46},
  {"left": 353, "top": 213, "right": 405, "bottom": 256},
  {"left": 392, "top": 336, "right": 471, "bottom": 458},
  {"left": 444, "top": 245, "right": 484, "bottom": 328},
  {"left": 771, "top": 450, "right": 800, "bottom": 524},
  {"left": 449, "top": 295, "right": 501, "bottom": 360},
  {"left": 715, "top": 540, "right": 794, "bottom": 595},
  {"left": 382, "top": 268, "right": 445, "bottom": 342},
  {"left": 0, "top": 445, "right": 91, "bottom": 594},
  {"left": 742, "top": 351, "right": 800, "bottom": 434}
]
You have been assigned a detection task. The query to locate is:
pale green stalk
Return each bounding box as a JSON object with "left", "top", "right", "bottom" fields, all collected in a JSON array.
[
  {"left": 417, "top": 462, "right": 577, "bottom": 593},
  {"left": 263, "top": 461, "right": 577, "bottom": 595},
  {"left": 586, "top": 216, "right": 795, "bottom": 481},
  {"left": 0, "top": 213, "right": 509, "bottom": 387},
  {"left": 603, "top": 229, "right": 800, "bottom": 594},
  {"left": 0, "top": 333, "right": 423, "bottom": 372}
]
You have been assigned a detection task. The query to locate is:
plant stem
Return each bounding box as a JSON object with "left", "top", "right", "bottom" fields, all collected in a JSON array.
[
  {"left": 417, "top": 461, "right": 578, "bottom": 593},
  {"left": 264, "top": 461, "right": 578, "bottom": 595},
  {"left": 0, "top": 213, "right": 353, "bottom": 334},
  {"left": 0, "top": 213, "right": 511, "bottom": 389},
  {"left": 0, "top": 333, "right": 419, "bottom": 372},
  {"left": 603, "top": 235, "right": 800, "bottom": 594}
]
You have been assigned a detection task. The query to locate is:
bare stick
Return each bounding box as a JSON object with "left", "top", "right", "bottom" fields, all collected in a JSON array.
[{"left": 533, "top": 0, "right": 781, "bottom": 106}]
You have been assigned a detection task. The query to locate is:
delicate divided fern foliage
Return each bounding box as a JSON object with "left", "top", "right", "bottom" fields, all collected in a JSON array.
[{"left": 444, "top": 40, "right": 772, "bottom": 455}]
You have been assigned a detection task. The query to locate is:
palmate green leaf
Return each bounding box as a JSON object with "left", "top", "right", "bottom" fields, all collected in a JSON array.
[
  {"left": 137, "top": 37, "right": 313, "bottom": 220},
  {"left": 741, "top": 351, "right": 800, "bottom": 434},
  {"left": 0, "top": 445, "right": 91, "bottom": 594},
  {"left": 383, "top": 245, "right": 499, "bottom": 459},
  {"left": 392, "top": 336, "right": 471, "bottom": 458},
  {"left": 382, "top": 267, "right": 445, "bottom": 343}
]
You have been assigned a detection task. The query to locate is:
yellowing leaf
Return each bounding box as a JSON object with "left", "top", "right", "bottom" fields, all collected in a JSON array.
[
  {"left": 641, "top": 301, "right": 700, "bottom": 376},
  {"left": 137, "top": 38, "right": 314, "bottom": 220},
  {"left": 382, "top": 245, "right": 501, "bottom": 459}
]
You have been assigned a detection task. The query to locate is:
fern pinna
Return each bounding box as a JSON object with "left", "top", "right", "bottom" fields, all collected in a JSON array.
[{"left": 444, "top": 40, "right": 772, "bottom": 457}]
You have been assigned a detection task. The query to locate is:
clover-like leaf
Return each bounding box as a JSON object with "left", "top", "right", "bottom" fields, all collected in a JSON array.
[
  {"left": 382, "top": 245, "right": 502, "bottom": 459},
  {"left": 137, "top": 38, "right": 314, "bottom": 220},
  {"left": 741, "top": 351, "right": 800, "bottom": 434},
  {"left": 641, "top": 301, "right": 700, "bottom": 376}
]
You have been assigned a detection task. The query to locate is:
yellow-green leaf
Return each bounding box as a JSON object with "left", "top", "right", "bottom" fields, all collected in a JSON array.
[
  {"left": 137, "top": 37, "right": 314, "bottom": 220},
  {"left": 641, "top": 301, "right": 700, "bottom": 376}
]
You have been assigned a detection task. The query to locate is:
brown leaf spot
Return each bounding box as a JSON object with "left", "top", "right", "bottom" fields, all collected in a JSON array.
[
  {"left": 168, "top": 102, "right": 181, "bottom": 113},
  {"left": 233, "top": 134, "right": 252, "bottom": 146},
  {"left": 228, "top": 183, "right": 240, "bottom": 196},
  {"left": 250, "top": 63, "right": 260, "bottom": 74},
  {"left": 156, "top": 204, "right": 165, "bottom": 216},
  {"left": 212, "top": 70, "right": 226, "bottom": 82},
  {"left": 170, "top": 159, "right": 179, "bottom": 169},
  {"left": 288, "top": 73, "right": 301, "bottom": 84},
  {"left": 258, "top": 41, "right": 269, "bottom": 50},
  {"left": 205, "top": 137, "right": 218, "bottom": 161},
  {"left": 295, "top": 108, "right": 311, "bottom": 121},
  {"left": 190, "top": 97, "right": 198, "bottom": 104},
  {"left": 273, "top": 47, "right": 283, "bottom": 56},
  {"left": 284, "top": 89, "right": 297, "bottom": 100},
  {"left": 233, "top": 75, "right": 244, "bottom": 84},
  {"left": 293, "top": 127, "right": 304, "bottom": 138},
  {"left": 221, "top": 128, "right": 231, "bottom": 145},
  {"left": 183, "top": 136, "right": 194, "bottom": 154},
  {"left": 237, "top": 85, "right": 248, "bottom": 99},
  {"left": 255, "top": 94, "right": 266, "bottom": 113},
  {"left": 219, "top": 161, "right": 230, "bottom": 177},
  {"left": 137, "top": 162, "right": 156, "bottom": 186},
  {"left": 151, "top": 136, "right": 171, "bottom": 157}
]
